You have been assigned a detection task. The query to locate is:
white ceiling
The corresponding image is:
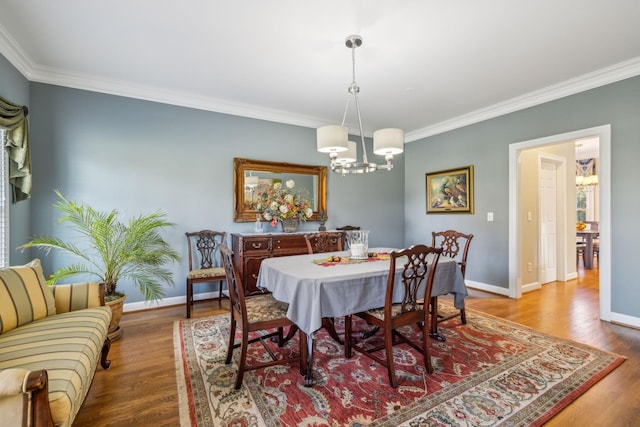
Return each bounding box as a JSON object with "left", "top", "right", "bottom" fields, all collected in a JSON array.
[{"left": 2, "top": 1, "right": 640, "bottom": 142}]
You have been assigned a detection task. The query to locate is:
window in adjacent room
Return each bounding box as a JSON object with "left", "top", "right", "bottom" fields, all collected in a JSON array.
[{"left": 0, "top": 128, "right": 8, "bottom": 267}]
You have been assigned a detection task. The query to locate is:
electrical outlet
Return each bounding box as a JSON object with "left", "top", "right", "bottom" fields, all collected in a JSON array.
[{"left": 527, "top": 262, "right": 533, "bottom": 272}]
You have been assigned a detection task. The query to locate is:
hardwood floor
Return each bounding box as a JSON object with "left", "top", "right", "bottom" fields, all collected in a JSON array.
[{"left": 74, "top": 266, "right": 640, "bottom": 426}]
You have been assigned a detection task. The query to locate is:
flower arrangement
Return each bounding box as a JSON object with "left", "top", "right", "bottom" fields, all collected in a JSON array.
[{"left": 256, "top": 180, "right": 313, "bottom": 227}]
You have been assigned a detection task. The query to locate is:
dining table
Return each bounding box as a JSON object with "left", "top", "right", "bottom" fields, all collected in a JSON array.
[
  {"left": 577, "top": 230, "right": 599, "bottom": 269},
  {"left": 257, "top": 247, "right": 467, "bottom": 386}
]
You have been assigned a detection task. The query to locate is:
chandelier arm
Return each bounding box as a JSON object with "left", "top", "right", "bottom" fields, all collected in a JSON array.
[
  {"left": 353, "top": 93, "right": 369, "bottom": 164},
  {"left": 340, "top": 95, "right": 350, "bottom": 127}
]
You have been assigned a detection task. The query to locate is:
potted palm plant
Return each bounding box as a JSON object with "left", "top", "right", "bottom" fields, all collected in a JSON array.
[{"left": 20, "top": 190, "right": 180, "bottom": 340}]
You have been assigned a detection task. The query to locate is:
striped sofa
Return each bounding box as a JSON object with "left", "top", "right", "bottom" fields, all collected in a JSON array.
[{"left": 0, "top": 259, "right": 112, "bottom": 427}]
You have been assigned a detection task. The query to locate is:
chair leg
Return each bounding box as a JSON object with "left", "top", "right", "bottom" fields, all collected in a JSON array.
[
  {"left": 460, "top": 307, "right": 467, "bottom": 324},
  {"left": 186, "top": 280, "right": 193, "bottom": 319},
  {"left": 384, "top": 325, "right": 397, "bottom": 388},
  {"left": 217, "top": 280, "right": 223, "bottom": 305},
  {"left": 344, "top": 315, "right": 352, "bottom": 358},
  {"left": 234, "top": 328, "right": 249, "bottom": 389},
  {"left": 225, "top": 314, "right": 237, "bottom": 365},
  {"left": 421, "top": 320, "right": 433, "bottom": 374}
]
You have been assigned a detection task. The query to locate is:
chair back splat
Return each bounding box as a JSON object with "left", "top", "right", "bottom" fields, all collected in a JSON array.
[
  {"left": 345, "top": 244, "right": 442, "bottom": 388},
  {"left": 431, "top": 229, "right": 473, "bottom": 325},
  {"left": 304, "top": 232, "right": 343, "bottom": 254},
  {"left": 185, "top": 230, "right": 227, "bottom": 318},
  {"left": 303, "top": 232, "right": 346, "bottom": 344}
]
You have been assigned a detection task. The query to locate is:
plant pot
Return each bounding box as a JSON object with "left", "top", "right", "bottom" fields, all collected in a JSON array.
[
  {"left": 106, "top": 294, "right": 126, "bottom": 341},
  {"left": 280, "top": 218, "right": 299, "bottom": 233}
]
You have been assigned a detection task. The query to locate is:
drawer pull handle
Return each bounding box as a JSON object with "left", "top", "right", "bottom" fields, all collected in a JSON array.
[
  {"left": 251, "top": 243, "right": 262, "bottom": 249},
  {"left": 252, "top": 274, "right": 259, "bottom": 279}
]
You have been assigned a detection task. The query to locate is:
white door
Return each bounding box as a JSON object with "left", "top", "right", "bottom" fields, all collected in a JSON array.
[{"left": 539, "top": 160, "right": 557, "bottom": 284}]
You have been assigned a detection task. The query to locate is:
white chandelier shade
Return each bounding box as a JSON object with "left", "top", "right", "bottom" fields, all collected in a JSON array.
[
  {"left": 317, "top": 125, "right": 348, "bottom": 154},
  {"left": 373, "top": 128, "right": 404, "bottom": 156},
  {"left": 335, "top": 141, "right": 357, "bottom": 164}
]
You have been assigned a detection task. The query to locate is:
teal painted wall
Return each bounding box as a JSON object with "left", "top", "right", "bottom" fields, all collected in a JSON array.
[
  {"left": 405, "top": 75, "right": 640, "bottom": 318},
  {"left": 0, "top": 54, "right": 31, "bottom": 266},
  {"left": 20, "top": 82, "right": 405, "bottom": 303}
]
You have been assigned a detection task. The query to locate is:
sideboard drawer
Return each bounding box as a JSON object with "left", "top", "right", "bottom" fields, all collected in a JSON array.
[
  {"left": 243, "top": 237, "right": 272, "bottom": 253},
  {"left": 273, "top": 235, "right": 307, "bottom": 255}
]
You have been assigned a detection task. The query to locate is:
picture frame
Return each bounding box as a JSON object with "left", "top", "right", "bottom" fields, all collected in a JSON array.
[{"left": 426, "top": 165, "right": 474, "bottom": 214}]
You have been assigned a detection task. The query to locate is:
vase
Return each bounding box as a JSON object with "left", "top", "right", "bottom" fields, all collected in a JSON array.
[
  {"left": 281, "top": 218, "right": 299, "bottom": 233},
  {"left": 105, "top": 293, "right": 126, "bottom": 341}
]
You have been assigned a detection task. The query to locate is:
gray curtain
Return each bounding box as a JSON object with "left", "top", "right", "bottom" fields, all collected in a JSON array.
[{"left": 0, "top": 95, "right": 31, "bottom": 202}]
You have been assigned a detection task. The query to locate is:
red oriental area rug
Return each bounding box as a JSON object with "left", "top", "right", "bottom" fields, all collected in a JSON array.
[{"left": 174, "top": 304, "right": 624, "bottom": 426}]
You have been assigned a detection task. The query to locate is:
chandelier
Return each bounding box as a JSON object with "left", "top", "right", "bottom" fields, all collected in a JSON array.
[
  {"left": 575, "top": 144, "right": 598, "bottom": 192},
  {"left": 317, "top": 35, "right": 404, "bottom": 174}
]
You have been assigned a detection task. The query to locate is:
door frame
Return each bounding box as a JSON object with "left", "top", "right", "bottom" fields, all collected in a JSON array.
[{"left": 509, "top": 124, "right": 611, "bottom": 321}]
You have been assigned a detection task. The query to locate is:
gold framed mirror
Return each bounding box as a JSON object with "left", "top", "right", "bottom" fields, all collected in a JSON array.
[{"left": 234, "top": 158, "right": 328, "bottom": 222}]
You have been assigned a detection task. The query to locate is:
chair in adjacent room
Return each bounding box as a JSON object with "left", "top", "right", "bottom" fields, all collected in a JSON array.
[
  {"left": 185, "top": 230, "right": 227, "bottom": 318},
  {"left": 576, "top": 241, "right": 587, "bottom": 267},
  {"left": 220, "top": 244, "right": 307, "bottom": 389},
  {"left": 344, "top": 244, "right": 442, "bottom": 388},
  {"left": 430, "top": 230, "right": 473, "bottom": 326}
]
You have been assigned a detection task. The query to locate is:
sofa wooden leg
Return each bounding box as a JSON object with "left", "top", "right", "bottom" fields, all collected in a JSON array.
[{"left": 101, "top": 338, "right": 112, "bottom": 369}]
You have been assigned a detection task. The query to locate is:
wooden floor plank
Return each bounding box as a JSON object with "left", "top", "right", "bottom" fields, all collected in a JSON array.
[{"left": 73, "top": 266, "right": 640, "bottom": 426}]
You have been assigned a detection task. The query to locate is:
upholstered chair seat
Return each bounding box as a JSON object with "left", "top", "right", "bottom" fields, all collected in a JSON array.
[{"left": 187, "top": 267, "right": 225, "bottom": 280}]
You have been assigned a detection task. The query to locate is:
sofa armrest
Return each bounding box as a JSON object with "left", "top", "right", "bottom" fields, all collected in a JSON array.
[
  {"left": 52, "top": 282, "right": 106, "bottom": 313},
  {"left": 0, "top": 368, "right": 54, "bottom": 427}
]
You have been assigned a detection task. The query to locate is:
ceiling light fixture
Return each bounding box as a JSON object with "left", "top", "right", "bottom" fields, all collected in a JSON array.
[
  {"left": 317, "top": 35, "right": 404, "bottom": 174},
  {"left": 575, "top": 144, "right": 598, "bottom": 192}
]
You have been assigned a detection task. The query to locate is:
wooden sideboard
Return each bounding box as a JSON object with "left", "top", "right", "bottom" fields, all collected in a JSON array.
[{"left": 231, "top": 232, "right": 318, "bottom": 296}]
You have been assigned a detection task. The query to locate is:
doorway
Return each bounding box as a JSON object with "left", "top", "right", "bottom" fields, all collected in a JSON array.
[{"left": 508, "top": 125, "right": 611, "bottom": 321}]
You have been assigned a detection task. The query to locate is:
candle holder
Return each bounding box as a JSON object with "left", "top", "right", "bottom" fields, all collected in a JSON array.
[{"left": 346, "top": 230, "right": 369, "bottom": 259}]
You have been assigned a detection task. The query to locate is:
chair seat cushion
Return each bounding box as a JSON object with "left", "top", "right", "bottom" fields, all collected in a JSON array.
[
  {"left": 187, "top": 267, "right": 225, "bottom": 280},
  {"left": 0, "top": 306, "right": 111, "bottom": 427},
  {"left": 245, "top": 295, "right": 290, "bottom": 323},
  {"left": 364, "top": 303, "right": 426, "bottom": 321}
]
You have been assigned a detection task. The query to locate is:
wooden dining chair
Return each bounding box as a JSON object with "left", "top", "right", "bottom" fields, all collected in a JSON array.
[
  {"left": 336, "top": 226, "right": 360, "bottom": 249},
  {"left": 302, "top": 232, "right": 346, "bottom": 344},
  {"left": 219, "top": 244, "right": 307, "bottom": 389},
  {"left": 344, "top": 244, "right": 442, "bottom": 388},
  {"left": 304, "top": 232, "right": 343, "bottom": 254},
  {"left": 185, "top": 230, "right": 227, "bottom": 318},
  {"left": 336, "top": 225, "right": 360, "bottom": 231},
  {"left": 430, "top": 230, "right": 473, "bottom": 326}
]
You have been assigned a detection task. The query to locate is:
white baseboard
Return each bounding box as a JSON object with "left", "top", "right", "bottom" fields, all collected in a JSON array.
[
  {"left": 565, "top": 273, "right": 578, "bottom": 281},
  {"left": 122, "top": 291, "right": 220, "bottom": 313},
  {"left": 610, "top": 312, "right": 640, "bottom": 329},
  {"left": 465, "top": 280, "right": 510, "bottom": 296}
]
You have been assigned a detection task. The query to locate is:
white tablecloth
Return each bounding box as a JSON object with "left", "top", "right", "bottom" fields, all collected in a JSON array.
[{"left": 258, "top": 247, "right": 466, "bottom": 335}]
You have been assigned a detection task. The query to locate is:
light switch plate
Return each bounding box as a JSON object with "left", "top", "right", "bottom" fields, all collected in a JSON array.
[{"left": 487, "top": 212, "right": 494, "bottom": 221}]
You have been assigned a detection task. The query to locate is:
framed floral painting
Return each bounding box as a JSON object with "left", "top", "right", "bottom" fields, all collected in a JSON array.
[{"left": 426, "top": 165, "right": 474, "bottom": 214}]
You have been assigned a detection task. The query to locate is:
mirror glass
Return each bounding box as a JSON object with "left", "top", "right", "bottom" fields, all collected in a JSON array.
[{"left": 234, "top": 158, "right": 327, "bottom": 222}]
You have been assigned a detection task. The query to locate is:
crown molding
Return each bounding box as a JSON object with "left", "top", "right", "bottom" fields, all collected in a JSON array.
[
  {"left": 0, "top": 24, "right": 33, "bottom": 77},
  {"left": 405, "top": 56, "right": 640, "bottom": 142},
  {"left": 2, "top": 23, "right": 640, "bottom": 140}
]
